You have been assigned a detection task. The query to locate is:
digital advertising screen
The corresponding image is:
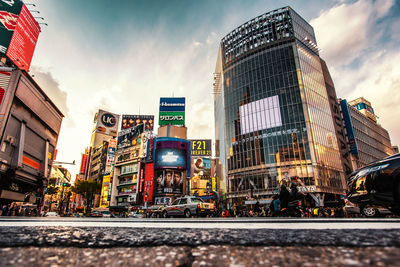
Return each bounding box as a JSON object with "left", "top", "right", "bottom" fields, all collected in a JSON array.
[
  {"left": 154, "top": 148, "right": 187, "bottom": 170},
  {"left": 239, "top": 95, "right": 282, "bottom": 134}
]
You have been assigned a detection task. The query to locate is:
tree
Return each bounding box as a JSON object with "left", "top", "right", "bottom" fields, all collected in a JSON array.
[{"left": 71, "top": 180, "right": 102, "bottom": 213}]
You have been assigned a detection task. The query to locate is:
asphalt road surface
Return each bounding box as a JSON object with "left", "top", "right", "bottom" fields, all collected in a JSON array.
[{"left": 1, "top": 217, "right": 400, "bottom": 266}]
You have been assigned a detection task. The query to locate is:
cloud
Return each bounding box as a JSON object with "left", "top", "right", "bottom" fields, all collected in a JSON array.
[
  {"left": 312, "top": 0, "right": 400, "bottom": 147},
  {"left": 187, "top": 102, "right": 214, "bottom": 139},
  {"left": 30, "top": 66, "right": 70, "bottom": 119},
  {"left": 311, "top": 0, "right": 395, "bottom": 65}
]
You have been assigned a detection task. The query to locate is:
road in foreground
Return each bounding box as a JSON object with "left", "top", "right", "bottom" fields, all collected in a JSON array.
[{"left": 0, "top": 218, "right": 399, "bottom": 266}]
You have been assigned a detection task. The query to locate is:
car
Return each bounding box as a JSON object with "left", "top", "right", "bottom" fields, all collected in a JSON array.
[
  {"left": 347, "top": 153, "right": 400, "bottom": 216},
  {"left": 45, "top": 212, "right": 59, "bottom": 217},
  {"left": 344, "top": 203, "right": 392, "bottom": 218},
  {"left": 89, "top": 211, "right": 103, "bottom": 217},
  {"left": 162, "top": 196, "right": 215, "bottom": 218}
]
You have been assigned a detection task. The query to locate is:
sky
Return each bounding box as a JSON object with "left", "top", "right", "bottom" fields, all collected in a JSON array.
[{"left": 26, "top": 0, "right": 400, "bottom": 179}]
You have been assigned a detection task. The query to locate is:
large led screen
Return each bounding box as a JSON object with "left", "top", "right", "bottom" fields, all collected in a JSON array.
[
  {"left": 154, "top": 148, "right": 187, "bottom": 169},
  {"left": 239, "top": 95, "right": 282, "bottom": 134}
]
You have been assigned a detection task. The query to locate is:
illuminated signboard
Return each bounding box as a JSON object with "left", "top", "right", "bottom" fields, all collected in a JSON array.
[
  {"left": 154, "top": 148, "right": 187, "bottom": 169},
  {"left": 190, "top": 139, "right": 211, "bottom": 156}
]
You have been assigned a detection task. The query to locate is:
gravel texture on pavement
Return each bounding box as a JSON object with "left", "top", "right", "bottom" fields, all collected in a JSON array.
[
  {"left": 0, "top": 246, "right": 399, "bottom": 267},
  {"left": 0, "top": 227, "right": 400, "bottom": 247}
]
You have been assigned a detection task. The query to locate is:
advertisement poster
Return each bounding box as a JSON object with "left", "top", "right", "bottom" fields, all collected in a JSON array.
[
  {"left": 192, "top": 157, "right": 211, "bottom": 178},
  {"left": 121, "top": 114, "right": 154, "bottom": 131},
  {"left": 155, "top": 169, "right": 184, "bottom": 195},
  {"left": 117, "top": 124, "right": 144, "bottom": 150}
]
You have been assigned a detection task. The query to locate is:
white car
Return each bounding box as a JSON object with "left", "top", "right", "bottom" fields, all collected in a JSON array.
[{"left": 45, "top": 212, "right": 59, "bottom": 217}]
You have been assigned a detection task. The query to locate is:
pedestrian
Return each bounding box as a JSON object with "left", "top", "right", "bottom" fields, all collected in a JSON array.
[{"left": 279, "top": 185, "right": 290, "bottom": 210}]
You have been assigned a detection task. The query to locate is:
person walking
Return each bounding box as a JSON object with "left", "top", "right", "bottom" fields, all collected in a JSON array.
[{"left": 279, "top": 185, "right": 290, "bottom": 210}]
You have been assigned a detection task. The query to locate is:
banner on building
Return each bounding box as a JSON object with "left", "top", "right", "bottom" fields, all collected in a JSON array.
[
  {"left": 117, "top": 124, "right": 144, "bottom": 150},
  {"left": 121, "top": 114, "right": 154, "bottom": 131}
]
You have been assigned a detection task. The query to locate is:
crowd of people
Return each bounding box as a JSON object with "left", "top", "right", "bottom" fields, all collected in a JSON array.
[{"left": 0, "top": 203, "right": 39, "bottom": 217}]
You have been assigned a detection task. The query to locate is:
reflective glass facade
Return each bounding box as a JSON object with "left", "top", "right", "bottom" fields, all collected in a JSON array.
[{"left": 215, "top": 7, "right": 345, "bottom": 202}]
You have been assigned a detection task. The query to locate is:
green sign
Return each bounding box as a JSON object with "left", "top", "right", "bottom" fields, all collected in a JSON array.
[{"left": 159, "top": 111, "right": 185, "bottom": 126}]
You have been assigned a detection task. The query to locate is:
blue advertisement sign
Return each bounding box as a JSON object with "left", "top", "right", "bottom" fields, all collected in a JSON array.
[
  {"left": 340, "top": 100, "right": 358, "bottom": 155},
  {"left": 159, "top": 97, "right": 185, "bottom": 112}
]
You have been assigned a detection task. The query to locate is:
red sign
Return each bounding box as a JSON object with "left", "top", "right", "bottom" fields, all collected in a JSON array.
[
  {"left": 144, "top": 163, "right": 154, "bottom": 204},
  {"left": 80, "top": 154, "right": 89, "bottom": 175},
  {"left": 6, "top": 4, "right": 40, "bottom": 71}
]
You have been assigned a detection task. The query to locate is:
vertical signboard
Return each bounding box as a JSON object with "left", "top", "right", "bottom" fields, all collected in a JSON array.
[
  {"left": 159, "top": 97, "right": 185, "bottom": 126},
  {"left": 6, "top": 4, "right": 40, "bottom": 71},
  {"left": 79, "top": 154, "right": 88, "bottom": 175},
  {"left": 340, "top": 100, "right": 359, "bottom": 155}
]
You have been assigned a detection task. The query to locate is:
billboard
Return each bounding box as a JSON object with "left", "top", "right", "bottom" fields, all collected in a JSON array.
[
  {"left": 93, "top": 109, "right": 120, "bottom": 136},
  {"left": 159, "top": 97, "right": 185, "bottom": 112},
  {"left": 192, "top": 157, "right": 211, "bottom": 178},
  {"left": 117, "top": 124, "right": 144, "bottom": 150},
  {"left": 6, "top": 4, "right": 40, "bottom": 71},
  {"left": 159, "top": 111, "right": 185, "bottom": 126},
  {"left": 239, "top": 95, "right": 282, "bottom": 134},
  {"left": 121, "top": 114, "right": 154, "bottom": 131},
  {"left": 0, "top": 0, "right": 23, "bottom": 54},
  {"left": 190, "top": 139, "right": 212, "bottom": 156},
  {"left": 159, "top": 97, "right": 185, "bottom": 126},
  {"left": 155, "top": 169, "right": 184, "bottom": 195}
]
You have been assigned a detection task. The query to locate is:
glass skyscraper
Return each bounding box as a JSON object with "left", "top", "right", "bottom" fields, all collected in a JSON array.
[{"left": 214, "top": 7, "right": 346, "bottom": 206}]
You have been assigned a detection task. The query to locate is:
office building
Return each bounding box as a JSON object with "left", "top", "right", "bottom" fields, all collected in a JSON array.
[{"left": 214, "top": 7, "right": 346, "bottom": 206}]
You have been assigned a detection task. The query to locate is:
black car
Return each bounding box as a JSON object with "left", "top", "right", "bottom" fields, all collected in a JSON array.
[{"left": 347, "top": 153, "right": 400, "bottom": 216}]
